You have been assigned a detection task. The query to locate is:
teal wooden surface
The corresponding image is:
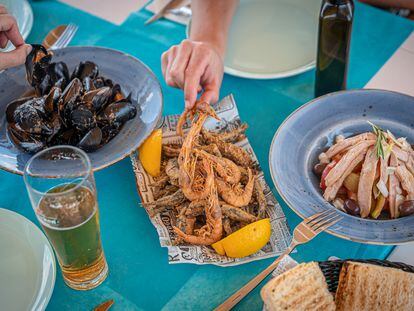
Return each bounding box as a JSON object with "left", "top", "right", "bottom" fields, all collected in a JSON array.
[{"left": 1, "top": 1, "right": 413, "bottom": 309}]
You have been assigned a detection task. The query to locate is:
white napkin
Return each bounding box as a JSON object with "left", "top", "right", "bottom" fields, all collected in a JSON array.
[{"left": 145, "top": 0, "right": 191, "bottom": 25}]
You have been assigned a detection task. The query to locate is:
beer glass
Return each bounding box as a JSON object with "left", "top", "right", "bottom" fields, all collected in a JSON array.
[{"left": 24, "top": 146, "right": 108, "bottom": 290}]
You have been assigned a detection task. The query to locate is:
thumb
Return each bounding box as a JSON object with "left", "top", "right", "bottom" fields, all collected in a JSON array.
[{"left": 0, "top": 44, "right": 32, "bottom": 70}]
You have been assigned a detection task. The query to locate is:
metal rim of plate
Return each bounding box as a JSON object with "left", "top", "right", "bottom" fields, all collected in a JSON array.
[
  {"left": 0, "top": 208, "right": 56, "bottom": 311},
  {"left": 0, "top": 46, "right": 164, "bottom": 175},
  {"left": 268, "top": 89, "right": 414, "bottom": 245}
]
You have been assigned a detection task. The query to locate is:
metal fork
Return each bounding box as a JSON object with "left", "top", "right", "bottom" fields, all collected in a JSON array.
[
  {"left": 49, "top": 23, "right": 78, "bottom": 50},
  {"left": 215, "top": 210, "right": 343, "bottom": 311}
]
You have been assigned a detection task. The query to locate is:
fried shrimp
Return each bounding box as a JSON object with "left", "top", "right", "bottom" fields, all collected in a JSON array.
[
  {"left": 173, "top": 183, "right": 223, "bottom": 245},
  {"left": 194, "top": 149, "right": 241, "bottom": 184},
  {"left": 216, "top": 168, "right": 255, "bottom": 207},
  {"left": 178, "top": 105, "right": 215, "bottom": 201}
]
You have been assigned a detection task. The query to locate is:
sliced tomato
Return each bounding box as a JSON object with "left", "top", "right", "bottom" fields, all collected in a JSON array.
[{"left": 320, "top": 160, "right": 337, "bottom": 190}]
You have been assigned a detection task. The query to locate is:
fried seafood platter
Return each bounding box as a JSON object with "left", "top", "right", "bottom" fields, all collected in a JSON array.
[
  {"left": 146, "top": 103, "right": 267, "bottom": 247},
  {"left": 314, "top": 123, "right": 414, "bottom": 220},
  {"left": 132, "top": 95, "right": 291, "bottom": 263}
]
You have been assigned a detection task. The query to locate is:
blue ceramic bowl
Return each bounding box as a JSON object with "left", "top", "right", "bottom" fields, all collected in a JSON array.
[
  {"left": 0, "top": 46, "right": 163, "bottom": 174},
  {"left": 269, "top": 89, "right": 414, "bottom": 244}
]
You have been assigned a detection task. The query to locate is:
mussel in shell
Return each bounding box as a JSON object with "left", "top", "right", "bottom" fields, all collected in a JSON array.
[
  {"left": 48, "top": 62, "right": 70, "bottom": 90},
  {"left": 6, "top": 44, "right": 138, "bottom": 153},
  {"left": 98, "top": 99, "right": 137, "bottom": 125},
  {"left": 71, "top": 61, "right": 99, "bottom": 81},
  {"left": 78, "top": 127, "right": 102, "bottom": 152},
  {"left": 25, "top": 44, "right": 52, "bottom": 89}
]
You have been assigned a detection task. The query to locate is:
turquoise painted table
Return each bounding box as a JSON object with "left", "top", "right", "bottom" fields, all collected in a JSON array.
[{"left": 1, "top": 1, "right": 414, "bottom": 310}]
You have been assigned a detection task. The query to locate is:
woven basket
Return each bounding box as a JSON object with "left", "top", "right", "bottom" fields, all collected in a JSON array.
[{"left": 318, "top": 259, "right": 414, "bottom": 293}]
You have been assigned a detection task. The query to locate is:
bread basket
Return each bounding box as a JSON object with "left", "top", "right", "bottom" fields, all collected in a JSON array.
[{"left": 318, "top": 259, "right": 414, "bottom": 293}]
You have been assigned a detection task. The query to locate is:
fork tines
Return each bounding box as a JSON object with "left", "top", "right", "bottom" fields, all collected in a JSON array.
[
  {"left": 305, "top": 209, "right": 342, "bottom": 233},
  {"left": 51, "top": 23, "right": 78, "bottom": 50}
]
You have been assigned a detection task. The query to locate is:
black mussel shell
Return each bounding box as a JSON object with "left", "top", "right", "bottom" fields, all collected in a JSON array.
[
  {"left": 98, "top": 101, "right": 137, "bottom": 125},
  {"left": 93, "top": 76, "right": 106, "bottom": 89},
  {"left": 83, "top": 77, "right": 96, "bottom": 93},
  {"left": 8, "top": 124, "right": 45, "bottom": 153},
  {"left": 60, "top": 78, "right": 83, "bottom": 122},
  {"left": 78, "top": 127, "right": 102, "bottom": 152},
  {"left": 37, "top": 74, "right": 53, "bottom": 96},
  {"left": 14, "top": 99, "right": 53, "bottom": 135},
  {"left": 50, "top": 128, "right": 78, "bottom": 146},
  {"left": 70, "top": 105, "right": 96, "bottom": 132},
  {"left": 100, "top": 123, "right": 121, "bottom": 144},
  {"left": 25, "top": 44, "right": 52, "bottom": 88},
  {"left": 71, "top": 61, "right": 99, "bottom": 81},
  {"left": 5, "top": 96, "right": 35, "bottom": 123},
  {"left": 48, "top": 62, "right": 69, "bottom": 89},
  {"left": 92, "top": 87, "right": 112, "bottom": 111},
  {"left": 44, "top": 87, "right": 62, "bottom": 115},
  {"left": 110, "top": 84, "right": 124, "bottom": 102},
  {"left": 104, "top": 78, "right": 113, "bottom": 87}
]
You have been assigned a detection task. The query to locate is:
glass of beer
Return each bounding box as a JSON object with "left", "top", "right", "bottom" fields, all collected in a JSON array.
[{"left": 24, "top": 146, "right": 108, "bottom": 290}]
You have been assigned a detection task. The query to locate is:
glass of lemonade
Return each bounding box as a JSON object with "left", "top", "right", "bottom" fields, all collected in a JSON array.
[{"left": 24, "top": 146, "right": 108, "bottom": 290}]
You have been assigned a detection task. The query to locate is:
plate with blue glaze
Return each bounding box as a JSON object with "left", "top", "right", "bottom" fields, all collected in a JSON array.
[
  {"left": 269, "top": 89, "right": 414, "bottom": 244},
  {"left": 0, "top": 46, "right": 163, "bottom": 174}
]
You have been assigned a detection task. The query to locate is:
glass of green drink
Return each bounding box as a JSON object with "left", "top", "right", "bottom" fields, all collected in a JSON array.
[{"left": 24, "top": 146, "right": 108, "bottom": 290}]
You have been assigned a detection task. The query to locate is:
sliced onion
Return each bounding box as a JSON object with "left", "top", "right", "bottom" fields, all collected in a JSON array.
[
  {"left": 318, "top": 152, "right": 329, "bottom": 164},
  {"left": 396, "top": 194, "right": 405, "bottom": 208},
  {"left": 396, "top": 186, "right": 403, "bottom": 195},
  {"left": 335, "top": 135, "right": 345, "bottom": 143},
  {"left": 387, "top": 130, "right": 404, "bottom": 148},
  {"left": 333, "top": 198, "right": 345, "bottom": 212},
  {"left": 376, "top": 180, "right": 389, "bottom": 198}
]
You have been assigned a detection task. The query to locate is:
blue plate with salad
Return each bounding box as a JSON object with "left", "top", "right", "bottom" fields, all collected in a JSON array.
[{"left": 270, "top": 89, "right": 414, "bottom": 244}]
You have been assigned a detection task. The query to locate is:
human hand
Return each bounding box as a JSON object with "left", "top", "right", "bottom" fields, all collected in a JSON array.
[
  {"left": 0, "top": 5, "right": 32, "bottom": 70},
  {"left": 161, "top": 39, "right": 224, "bottom": 109}
]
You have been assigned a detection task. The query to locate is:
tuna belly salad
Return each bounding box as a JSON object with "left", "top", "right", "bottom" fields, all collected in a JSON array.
[{"left": 313, "top": 123, "right": 414, "bottom": 219}]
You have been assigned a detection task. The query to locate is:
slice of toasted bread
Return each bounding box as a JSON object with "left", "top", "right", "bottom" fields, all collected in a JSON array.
[
  {"left": 260, "top": 262, "right": 335, "bottom": 311},
  {"left": 335, "top": 261, "right": 414, "bottom": 311}
]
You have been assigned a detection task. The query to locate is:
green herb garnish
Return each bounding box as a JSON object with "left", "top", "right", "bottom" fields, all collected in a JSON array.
[{"left": 368, "top": 121, "right": 386, "bottom": 159}]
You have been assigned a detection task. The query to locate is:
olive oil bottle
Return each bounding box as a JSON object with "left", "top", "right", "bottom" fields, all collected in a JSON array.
[{"left": 315, "top": 0, "right": 354, "bottom": 98}]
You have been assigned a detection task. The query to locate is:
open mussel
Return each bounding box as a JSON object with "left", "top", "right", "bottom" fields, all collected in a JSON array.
[
  {"left": 82, "top": 86, "right": 112, "bottom": 112},
  {"left": 44, "top": 87, "right": 62, "bottom": 116},
  {"left": 13, "top": 98, "right": 53, "bottom": 135},
  {"left": 25, "top": 44, "right": 53, "bottom": 95},
  {"left": 70, "top": 105, "right": 96, "bottom": 133},
  {"left": 8, "top": 124, "right": 45, "bottom": 153},
  {"left": 78, "top": 127, "right": 102, "bottom": 152},
  {"left": 98, "top": 100, "right": 137, "bottom": 125},
  {"left": 60, "top": 78, "right": 83, "bottom": 125},
  {"left": 71, "top": 61, "right": 99, "bottom": 81},
  {"left": 6, "top": 96, "right": 35, "bottom": 123},
  {"left": 48, "top": 62, "right": 70, "bottom": 90}
]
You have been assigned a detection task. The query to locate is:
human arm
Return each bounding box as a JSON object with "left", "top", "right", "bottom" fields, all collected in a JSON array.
[{"left": 161, "top": 0, "right": 238, "bottom": 109}]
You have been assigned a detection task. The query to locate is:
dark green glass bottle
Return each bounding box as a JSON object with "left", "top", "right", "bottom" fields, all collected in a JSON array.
[{"left": 315, "top": 0, "right": 354, "bottom": 98}]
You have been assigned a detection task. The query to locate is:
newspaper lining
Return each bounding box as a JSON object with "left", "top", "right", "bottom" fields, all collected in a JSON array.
[{"left": 130, "top": 94, "right": 292, "bottom": 266}]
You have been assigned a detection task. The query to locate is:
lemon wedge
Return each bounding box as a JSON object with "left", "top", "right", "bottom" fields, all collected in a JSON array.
[
  {"left": 139, "top": 129, "right": 162, "bottom": 177},
  {"left": 212, "top": 218, "right": 271, "bottom": 258}
]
